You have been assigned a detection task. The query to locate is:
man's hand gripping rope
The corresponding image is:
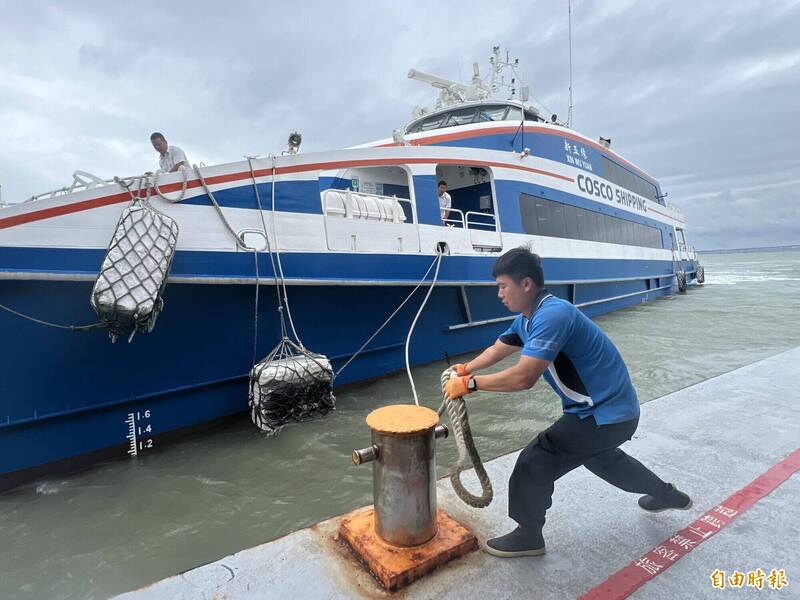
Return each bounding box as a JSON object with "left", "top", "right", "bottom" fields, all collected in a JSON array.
[{"left": 438, "top": 367, "right": 493, "bottom": 508}]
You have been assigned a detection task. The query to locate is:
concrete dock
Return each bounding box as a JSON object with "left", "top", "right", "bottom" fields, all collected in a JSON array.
[{"left": 117, "top": 347, "right": 800, "bottom": 599}]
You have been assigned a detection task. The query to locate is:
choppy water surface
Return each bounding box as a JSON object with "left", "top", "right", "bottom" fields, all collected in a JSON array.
[{"left": 2, "top": 249, "right": 799, "bottom": 599}]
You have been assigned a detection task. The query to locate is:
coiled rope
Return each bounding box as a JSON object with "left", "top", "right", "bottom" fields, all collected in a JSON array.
[{"left": 439, "top": 368, "right": 493, "bottom": 508}]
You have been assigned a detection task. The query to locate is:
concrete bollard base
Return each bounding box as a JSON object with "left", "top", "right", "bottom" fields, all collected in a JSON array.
[{"left": 338, "top": 506, "right": 478, "bottom": 591}]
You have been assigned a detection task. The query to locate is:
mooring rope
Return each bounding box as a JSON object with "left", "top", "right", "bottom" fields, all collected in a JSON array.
[
  {"left": 333, "top": 253, "right": 441, "bottom": 380},
  {"left": 439, "top": 368, "right": 493, "bottom": 508},
  {"left": 341, "top": 240, "right": 491, "bottom": 507},
  {"left": 405, "top": 250, "right": 444, "bottom": 406},
  {"left": 0, "top": 303, "right": 103, "bottom": 331}
]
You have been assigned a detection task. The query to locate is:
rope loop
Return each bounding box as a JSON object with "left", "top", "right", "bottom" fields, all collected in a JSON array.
[
  {"left": 152, "top": 168, "right": 188, "bottom": 204},
  {"left": 439, "top": 368, "right": 493, "bottom": 508}
]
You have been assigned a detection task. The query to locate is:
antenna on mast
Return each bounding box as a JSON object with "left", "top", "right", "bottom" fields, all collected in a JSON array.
[{"left": 567, "top": 0, "right": 574, "bottom": 128}]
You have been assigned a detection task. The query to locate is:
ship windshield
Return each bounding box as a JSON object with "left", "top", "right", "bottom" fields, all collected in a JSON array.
[
  {"left": 506, "top": 106, "right": 523, "bottom": 121},
  {"left": 406, "top": 103, "right": 527, "bottom": 134},
  {"left": 476, "top": 105, "right": 510, "bottom": 121},
  {"left": 415, "top": 114, "right": 449, "bottom": 131},
  {"left": 444, "top": 107, "right": 479, "bottom": 126}
]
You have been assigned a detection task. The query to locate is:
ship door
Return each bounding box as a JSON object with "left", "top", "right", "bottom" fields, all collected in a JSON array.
[{"left": 436, "top": 164, "right": 502, "bottom": 252}]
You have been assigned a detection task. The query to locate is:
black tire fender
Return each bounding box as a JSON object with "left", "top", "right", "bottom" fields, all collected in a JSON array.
[
  {"left": 696, "top": 265, "right": 705, "bottom": 284},
  {"left": 677, "top": 270, "right": 687, "bottom": 293}
]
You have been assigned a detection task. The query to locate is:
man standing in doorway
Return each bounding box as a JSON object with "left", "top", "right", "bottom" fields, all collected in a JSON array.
[
  {"left": 444, "top": 246, "right": 692, "bottom": 557},
  {"left": 438, "top": 180, "right": 451, "bottom": 222},
  {"left": 150, "top": 132, "right": 189, "bottom": 173}
]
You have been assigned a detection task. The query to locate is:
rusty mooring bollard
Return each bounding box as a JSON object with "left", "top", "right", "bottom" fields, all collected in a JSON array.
[{"left": 352, "top": 404, "right": 448, "bottom": 546}]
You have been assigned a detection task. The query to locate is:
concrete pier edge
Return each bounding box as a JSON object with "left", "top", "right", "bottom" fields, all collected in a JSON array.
[{"left": 116, "top": 347, "right": 800, "bottom": 599}]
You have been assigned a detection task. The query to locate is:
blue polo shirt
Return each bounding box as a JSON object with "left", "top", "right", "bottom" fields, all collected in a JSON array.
[{"left": 499, "top": 291, "right": 639, "bottom": 425}]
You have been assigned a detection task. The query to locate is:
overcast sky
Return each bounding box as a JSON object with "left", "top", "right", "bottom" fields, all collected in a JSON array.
[{"left": 1, "top": 0, "right": 798, "bottom": 250}]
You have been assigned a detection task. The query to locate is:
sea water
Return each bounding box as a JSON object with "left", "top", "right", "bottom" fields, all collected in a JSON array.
[{"left": 1, "top": 249, "right": 799, "bottom": 599}]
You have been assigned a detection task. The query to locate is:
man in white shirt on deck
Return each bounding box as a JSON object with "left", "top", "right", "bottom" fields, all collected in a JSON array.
[
  {"left": 150, "top": 132, "right": 189, "bottom": 172},
  {"left": 438, "top": 180, "right": 452, "bottom": 222}
]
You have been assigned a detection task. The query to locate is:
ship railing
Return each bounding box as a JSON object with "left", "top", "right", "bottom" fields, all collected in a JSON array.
[
  {"left": 443, "top": 208, "right": 498, "bottom": 229},
  {"left": 677, "top": 241, "right": 698, "bottom": 262},
  {"left": 443, "top": 208, "right": 502, "bottom": 249},
  {"left": 466, "top": 210, "right": 502, "bottom": 249},
  {"left": 465, "top": 210, "right": 498, "bottom": 231},
  {"left": 665, "top": 200, "right": 684, "bottom": 222},
  {"left": 442, "top": 207, "right": 466, "bottom": 228},
  {"left": 21, "top": 170, "right": 143, "bottom": 204}
]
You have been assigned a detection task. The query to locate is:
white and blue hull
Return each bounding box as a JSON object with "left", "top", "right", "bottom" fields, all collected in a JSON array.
[{"left": 0, "top": 123, "right": 701, "bottom": 490}]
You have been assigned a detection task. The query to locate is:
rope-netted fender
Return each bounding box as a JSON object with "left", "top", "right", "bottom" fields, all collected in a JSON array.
[
  {"left": 438, "top": 368, "right": 493, "bottom": 508},
  {"left": 92, "top": 177, "right": 179, "bottom": 342},
  {"left": 696, "top": 265, "right": 705, "bottom": 284},
  {"left": 249, "top": 337, "right": 335, "bottom": 434}
]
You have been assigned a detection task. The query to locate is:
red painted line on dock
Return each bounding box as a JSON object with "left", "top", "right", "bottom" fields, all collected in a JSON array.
[{"left": 579, "top": 447, "right": 800, "bottom": 600}]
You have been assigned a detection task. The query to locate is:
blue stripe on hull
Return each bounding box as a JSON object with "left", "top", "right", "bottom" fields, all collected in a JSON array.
[
  {"left": 1, "top": 246, "right": 676, "bottom": 282},
  {"left": 1, "top": 256, "right": 678, "bottom": 483}
]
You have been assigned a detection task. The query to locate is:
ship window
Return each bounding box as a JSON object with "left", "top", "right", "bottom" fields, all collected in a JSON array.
[
  {"left": 623, "top": 220, "right": 634, "bottom": 245},
  {"left": 601, "top": 156, "right": 658, "bottom": 202},
  {"left": 524, "top": 110, "right": 543, "bottom": 122},
  {"left": 506, "top": 106, "right": 523, "bottom": 122},
  {"left": 444, "top": 107, "right": 479, "bottom": 126},
  {"left": 601, "top": 214, "right": 615, "bottom": 244},
  {"left": 415, "top": 114, "right": 449, "bottom": 132},
  {"left": 548, "top": 201, "right": 567, "bottom": 238},
  {"left": 476, "top": 105, "right": 510, "bottom": 122},
  {"left": 407, "top": 104, "right": 537, "bottom": 133},
  {"left": 586, "top": 211, "right": 601, "bottom": 242},
  {"left": 563, "top": 204, "right": 579, "bottom": 239},
  {"left": 610, "top": 216, "right": 622, "bottom": 244},
  {"left": 519, "top": 193, "right": 663, "bottom": 249},
  {"left": 519, "top": 194, "right": 538, "bottom": 234}
]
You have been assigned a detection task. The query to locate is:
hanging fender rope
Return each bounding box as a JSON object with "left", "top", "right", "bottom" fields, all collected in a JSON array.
[
  {"left": 194, "top": 163, "right": 266, "bottom": 364},
  {"left": 268, "top": 157, "right": 302, "bottom": 347},
  {"left": 193, "top": 165, "right": 249, "bottom": 250},
  {"left": 439, "top": 368, "right": 493, "bottom": 508},
  {"left": 152, "top": 168, "right": 188, "bottom": 204}
]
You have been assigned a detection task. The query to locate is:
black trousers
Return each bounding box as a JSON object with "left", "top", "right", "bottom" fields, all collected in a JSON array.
[{"left": 509, "top": 412, "right": 671, "bottom": 531}]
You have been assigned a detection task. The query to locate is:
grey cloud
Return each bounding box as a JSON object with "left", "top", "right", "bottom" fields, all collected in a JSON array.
[{"left": 1, "top": 0, "right": 798, "bottom": 250}]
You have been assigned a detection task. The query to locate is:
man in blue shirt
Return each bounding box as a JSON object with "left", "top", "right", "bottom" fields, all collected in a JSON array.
[{"left": 444, "top": 247, "right": 691, "bottom": 557}]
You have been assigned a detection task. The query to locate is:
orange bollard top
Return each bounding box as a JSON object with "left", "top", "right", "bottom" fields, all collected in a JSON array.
[{"left": 366, "top": 404, "right": 439, "bottom": 436}]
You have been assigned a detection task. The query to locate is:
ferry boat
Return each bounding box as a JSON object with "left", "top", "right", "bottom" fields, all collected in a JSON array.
[{"left": 0, "top": 48, "right": 702, "bottom": 491}]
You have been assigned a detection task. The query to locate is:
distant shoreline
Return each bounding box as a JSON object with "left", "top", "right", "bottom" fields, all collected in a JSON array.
[{"left": 699, "top": 244, "right": 800, "bottom": 254}]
